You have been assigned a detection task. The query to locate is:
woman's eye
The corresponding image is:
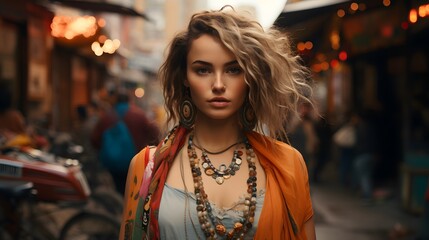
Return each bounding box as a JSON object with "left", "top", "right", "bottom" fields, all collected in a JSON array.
[
  {"left": 226, "top": 67, "right": 242, "bottom": 74},
  {"left": 195, "top": 68, "right": 210, "bottom": 75}
]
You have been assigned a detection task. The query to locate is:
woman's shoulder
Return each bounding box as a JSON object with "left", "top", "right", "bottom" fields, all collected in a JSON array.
[
  {"left": 129, "top": 146, "right": 157, "bottom": 169},
  {"left": 270, "top": 138, "right": 306, "bottom": 167},
  {"left": 248, "top": 131, "right": 306, "bottom": 169},
  {"left": 249, "top": 131, "right": 302, "bottom": 156}
]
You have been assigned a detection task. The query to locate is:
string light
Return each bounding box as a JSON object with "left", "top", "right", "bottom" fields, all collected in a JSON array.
[
  {"left": 339, "top": 51, "right": 348, "bottom": 61},
  {"left": 51, "top": 15, "right": 98, "bottom": 39},
  {"left": 135, "top": 88, "right": 145, "bottom": 98},
  {"left": 382, "top": 0, "right": 391, "bottom": 7},
  {"left": 305, "top": 41, "right": 313, "bottom": 50},
  {"left": 350, "top": 2, "right": 359, "bottom": 11},
  {"left": 297, "top": 42, "right": 306, "bottom": 51},
  {"left": 418, "top": 5, "right": 427, "bottom": 18},
  {"left": 330, "top": 59, "right": 339, "bottom": 69},
  {"left": 408, "top": 4, "right": 429, "bottom": 24},
  {"left": 91, "top": 38, "right": 121, "bottom": 56},
  {"left": 309, "top": 1, "right": 429, "bottom": 76},
  {"left": 409, "top": 9, "right": 418, "bottom": 23}
]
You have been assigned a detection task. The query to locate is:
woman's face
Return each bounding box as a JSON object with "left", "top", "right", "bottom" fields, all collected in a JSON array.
[{"left": 186, "top": 34, "right": 247, "bottom": 123}]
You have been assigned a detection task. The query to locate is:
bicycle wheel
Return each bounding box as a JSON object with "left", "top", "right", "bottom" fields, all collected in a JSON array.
[
  {"left": 59, "top": 211, "right": 120, "bottom": 240},
  {"left": 90, "top": 187, "right": 123, "bottom": 218}
]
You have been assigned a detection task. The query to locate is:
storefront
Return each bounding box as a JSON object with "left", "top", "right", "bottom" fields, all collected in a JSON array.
[
  {"left": 399, "top": 1, "right": 429, "bottom": 214},
  {"left": 277, "top": 0, "right": 429, "bottom": 213},
  {"left": 0, "top": 1, "right": 112, "bottom": 132},
  {"left": 0, "top": 1, "right": 53, "bottom": 122}
]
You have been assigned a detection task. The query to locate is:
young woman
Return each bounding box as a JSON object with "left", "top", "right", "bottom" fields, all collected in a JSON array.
[{"left": 120, "top": 7, "right": 316, "bottom": 240}]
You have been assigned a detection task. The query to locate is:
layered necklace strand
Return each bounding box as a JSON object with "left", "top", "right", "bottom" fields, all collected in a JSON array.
[
  {"left": 193, "top": 140, "right": 244, "bottom": 155},
  {"left": 180, "top": 148, "right": 203, "bottom": 240},
  {"left": 188, "top": 134, "right": 258, "bottom": 239},
  {"left": 193, "top": 134, "right": 244, "bottom": 185}
]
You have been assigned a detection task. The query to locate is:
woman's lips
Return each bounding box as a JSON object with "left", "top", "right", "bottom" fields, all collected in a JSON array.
[{"left": 208, "top": 97, "right": 230, "bottom": 107}]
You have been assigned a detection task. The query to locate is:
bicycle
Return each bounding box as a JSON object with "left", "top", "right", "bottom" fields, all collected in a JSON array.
[
  {"left": 0, "top": 180, "right": 55, "bottom": 240},
  {"left": 0, "top": 146, "right": 121, "bottom": 239}
]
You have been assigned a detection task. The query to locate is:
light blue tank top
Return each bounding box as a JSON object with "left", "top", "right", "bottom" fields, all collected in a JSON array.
[{"left": 159, "top": 184, "right": 265, "bottom": 239}]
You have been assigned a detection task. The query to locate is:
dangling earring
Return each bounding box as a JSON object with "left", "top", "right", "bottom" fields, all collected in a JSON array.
[
  {"left": 179, "top": 88, "right": 196, "bottom": 129},
  {"left": 240, "top": 101, "right": 256, "bottom": 131}
]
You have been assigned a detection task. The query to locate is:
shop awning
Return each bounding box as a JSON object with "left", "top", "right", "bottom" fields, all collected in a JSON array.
[
  {"left": 44, "top": 0, "right": 150, "bottom": 20},
  {"left": 275, "top": 0, "right": 349, "bottom": 27}
]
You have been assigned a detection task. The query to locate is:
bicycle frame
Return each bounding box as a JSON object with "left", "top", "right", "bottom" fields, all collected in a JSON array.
[
  {"left": 0, "top": 146, "right": 121, "bottom": 239},
  {"left": 0, "top": 146, "right": 90, "bottom": 203}
]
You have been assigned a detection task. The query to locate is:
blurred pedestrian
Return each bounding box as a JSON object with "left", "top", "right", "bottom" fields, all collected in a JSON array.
[
  {"left": 0, "top": 81, "right": 32, "bottom": 147},
  {"left": 312, "top": 116, "right": 332, "bottom": 183},
  {"left": 74, "top": 102, "right": 100, "bottom": 151},
  {"left": 333, "top": 113, "right": 358, "bottom": 187},
  {"left": 120, "top": 7, "right": 316, "bottom": 240},
  {"left": 72, "top": 102, "right": 103, "bottom": 186},
  {"left": 352, "top": 111, "right": 378, "bottom": 203},
  {"left": 287, "top": 102, "right": 319, "bottom": 176},
  {"left": 91, "top": 89, "right": 160, "bottom": 195}
]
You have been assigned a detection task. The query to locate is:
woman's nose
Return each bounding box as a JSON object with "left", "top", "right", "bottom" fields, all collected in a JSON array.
[{"left": 212, "top": 73, "right": 226, "bottom": 92}]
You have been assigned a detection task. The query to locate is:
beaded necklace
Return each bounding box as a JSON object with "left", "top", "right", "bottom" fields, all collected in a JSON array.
[
  {"left": 187, "top": 134, "right": 258, "bottom": 239},
  {"left": 201, "top": 148, "right": 242, "bottom": 185}
]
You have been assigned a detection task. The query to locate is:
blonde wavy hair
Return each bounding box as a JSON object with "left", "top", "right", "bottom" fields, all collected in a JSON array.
[{"left": 159, "top": 6, "right": 313, "bottom": 138}]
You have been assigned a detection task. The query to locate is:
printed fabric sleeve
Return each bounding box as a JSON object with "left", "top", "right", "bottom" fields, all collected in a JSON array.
[{"left": 120, "top": 147, "right": 151, "bottom": 240}]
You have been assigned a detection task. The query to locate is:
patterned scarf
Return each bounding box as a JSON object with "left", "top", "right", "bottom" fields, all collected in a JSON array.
[{"left": 132, "top": 126, "right": 189, "bottom": 239}]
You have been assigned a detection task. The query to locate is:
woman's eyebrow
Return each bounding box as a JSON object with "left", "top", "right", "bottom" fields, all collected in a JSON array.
[
  {"left": 224, "top": 60, "right": 239, "bottom": 67},
  {"left": 191, "top": 60, "right": 211, "bottom": 66},
  {"left": 190, "top": 60, "right": 238, "bottom": 66}
]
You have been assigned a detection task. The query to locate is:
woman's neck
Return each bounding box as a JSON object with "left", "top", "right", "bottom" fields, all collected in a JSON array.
[{"left": 193, "top": 119, "right": 243, "bottom": 151}]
